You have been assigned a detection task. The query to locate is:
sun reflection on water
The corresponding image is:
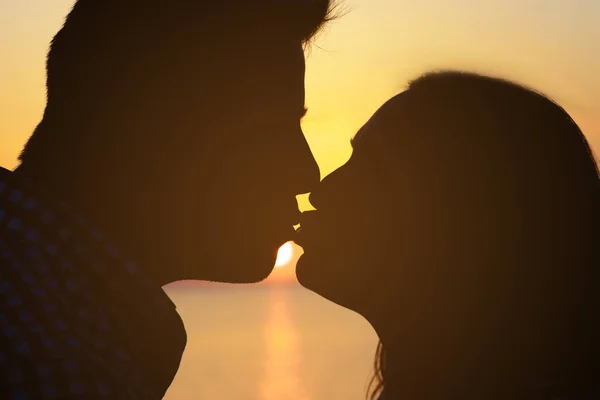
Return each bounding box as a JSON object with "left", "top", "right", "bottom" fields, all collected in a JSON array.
[{"left": 259, "top": 287, "right": 311, "bottom": 400}]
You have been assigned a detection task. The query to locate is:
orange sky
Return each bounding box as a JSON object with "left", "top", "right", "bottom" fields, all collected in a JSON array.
[{"left": 1, "top": 0, "right": 598, "bottom": 282}]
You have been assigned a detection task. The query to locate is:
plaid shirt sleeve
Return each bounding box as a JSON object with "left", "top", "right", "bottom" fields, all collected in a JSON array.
[
  {"left": 0, "top": 239, "right": 155, "bottom": 399},
  {"left": 0, "top": 169, "right": 184, "bottom": 399}
]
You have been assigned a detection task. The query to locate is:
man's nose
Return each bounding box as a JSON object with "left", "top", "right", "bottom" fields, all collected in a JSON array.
[{"left": 283, "top": 130, "right": 321, "bottom": 196}]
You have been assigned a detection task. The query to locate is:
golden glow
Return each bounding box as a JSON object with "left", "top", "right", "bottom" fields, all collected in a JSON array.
[
  {"left": 274, "top": 241, "right": 294, "bottom": 268},
  {"left": 0, "top": 1, "right": 598, "bottom": 286},
  {"left": 1, "top": 1, "right": 598, "bottom": 178},
  {"left": 260, "top": 288, "right": 309, "bottom": 400}
]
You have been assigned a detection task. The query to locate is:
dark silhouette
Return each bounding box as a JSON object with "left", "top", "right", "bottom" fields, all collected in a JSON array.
[
  {"left": 1, "top": 0, "right": 336, "bottom": 398},
  {"left": 296, "top": 71, "right": 600, "bottom": 400}
]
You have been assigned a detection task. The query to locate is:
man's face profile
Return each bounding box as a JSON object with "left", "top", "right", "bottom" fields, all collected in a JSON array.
[
  {"left": 163, "top": 40, "right": 319, "bottom": 283},
  {"left": 15, "top": 0, "right": 331, "bottom": 285}
]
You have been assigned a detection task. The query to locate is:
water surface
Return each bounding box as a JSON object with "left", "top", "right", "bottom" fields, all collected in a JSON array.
[{"left": 164, "top": 283, "right": 379, "bottom": 399}]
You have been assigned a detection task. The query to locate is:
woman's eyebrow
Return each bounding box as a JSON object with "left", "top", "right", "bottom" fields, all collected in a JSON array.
[{"left": 301, "top": 106, "right": 308, "bottom": 119}]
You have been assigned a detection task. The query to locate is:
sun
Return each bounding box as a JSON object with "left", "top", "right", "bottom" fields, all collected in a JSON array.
[{"left": 274, "top": 242, "right": 294, "bottom": 268}]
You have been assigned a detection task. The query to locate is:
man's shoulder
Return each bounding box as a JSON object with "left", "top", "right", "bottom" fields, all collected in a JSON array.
[
  {"left": 0, "top": 287, "right": 153, "bottom": 399},
  {"left": 0, "top": 171, "right": 183, "bottom": 398},
  {"left": 0, "top": 238, "right": 155, "bottom": 399},
  {"left": 0, "top": 338, "right": 146, "bottom": 398}
]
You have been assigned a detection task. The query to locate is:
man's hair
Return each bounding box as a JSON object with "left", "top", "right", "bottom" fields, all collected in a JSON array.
[{"left": 19, "top": 0, "right": 337, "bottom": 163}]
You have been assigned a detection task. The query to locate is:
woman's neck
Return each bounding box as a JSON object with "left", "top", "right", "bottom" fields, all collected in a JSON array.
[{"left": 372, "top": 315, "right": 520, "bottom": 400}]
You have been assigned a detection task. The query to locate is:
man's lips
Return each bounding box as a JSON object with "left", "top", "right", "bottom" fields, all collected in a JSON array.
[
  {"left": 269, "top": 207, "right": 302, "bottom": 245},
  {"left": 291, "top": 209, "right": 302, "bottom": 226},
  {"left": 293, "top": 227, "right": 307, "bottom": 247},
  {"left": 274, "top": 199, "right": 302, "bottom": 225},
  {"left": 294, "top": 210, "right": 320, "bottom": 247}
]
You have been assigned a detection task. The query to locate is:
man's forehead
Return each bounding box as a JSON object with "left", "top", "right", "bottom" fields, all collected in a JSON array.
[{"left": 258, "top": 40, "right": 305, "bottom": 67}]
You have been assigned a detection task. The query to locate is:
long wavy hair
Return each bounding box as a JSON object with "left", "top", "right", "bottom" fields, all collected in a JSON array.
[
  {"left": 365, "top": 71, "right": 600, "bottom": 399},
  {"left": 367, "top": 341, "right": 386, "bottom": 399}
]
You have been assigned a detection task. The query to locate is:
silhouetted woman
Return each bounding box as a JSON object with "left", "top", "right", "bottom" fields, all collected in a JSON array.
[{"left": 296, "top": 71, "right": 600, "bottom": 400}]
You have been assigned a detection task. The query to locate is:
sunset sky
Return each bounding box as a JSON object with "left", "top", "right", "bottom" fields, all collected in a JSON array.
[{"left": 1, "top": 0, "right": 598, "bottom": 281}]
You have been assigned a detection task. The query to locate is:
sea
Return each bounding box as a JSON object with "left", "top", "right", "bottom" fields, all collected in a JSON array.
[{"left": 162, "top": 282, "right": 379, "bottom": 400}]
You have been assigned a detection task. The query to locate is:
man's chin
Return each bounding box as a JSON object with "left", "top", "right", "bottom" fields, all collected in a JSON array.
[{"left": 209, "top": 252, "right": 276, "bottom": 284}]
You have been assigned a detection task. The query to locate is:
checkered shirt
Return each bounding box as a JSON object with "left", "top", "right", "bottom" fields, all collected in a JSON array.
[{"left": 0, "top": 167, "right": 186, "bottom": 399}]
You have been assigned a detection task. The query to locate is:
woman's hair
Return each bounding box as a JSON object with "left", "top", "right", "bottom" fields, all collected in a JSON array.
[
  {"left": 366, "top": 71, "right": 600, "bottom": 399},
  {"left": 367, "top": 342, "right": 386, "bottom": 399}
]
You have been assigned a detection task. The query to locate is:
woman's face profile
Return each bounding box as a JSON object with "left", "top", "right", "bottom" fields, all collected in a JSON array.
[{"left": 296, "top": 97, "right": 416, "bottom": 315}]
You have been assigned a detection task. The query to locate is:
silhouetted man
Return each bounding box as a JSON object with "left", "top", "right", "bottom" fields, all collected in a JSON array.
[{"left": 0, "top": 0, "right": 334, "bottom": 397}]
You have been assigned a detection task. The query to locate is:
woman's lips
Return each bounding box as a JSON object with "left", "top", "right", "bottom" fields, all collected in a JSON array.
[
  {"left": 294, "top": 223, "right": 316, "bottom": 248},
  {"left": 293, "top": 226, "right": 307, "bottom": 247}
]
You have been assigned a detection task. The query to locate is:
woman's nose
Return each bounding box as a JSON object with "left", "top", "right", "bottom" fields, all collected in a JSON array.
[{"left": 308, "top": 163, "right": 353, "bottom": 210}]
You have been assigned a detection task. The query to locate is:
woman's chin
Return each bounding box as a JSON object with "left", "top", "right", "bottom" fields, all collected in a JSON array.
[
  {"left": 295, "top": 253, "right": 311, "bottom": 287},
  {"left": 297, "top": 253, "right": 366, "bottom": 315},
  {"left": 295, "top": 252, "right": 324, "bottom": 291},
  {"left": 296, "top": 252, "right": 340, "bottom": 297}
]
